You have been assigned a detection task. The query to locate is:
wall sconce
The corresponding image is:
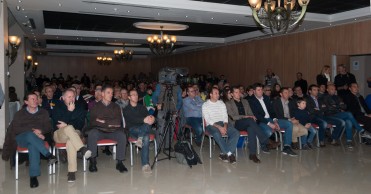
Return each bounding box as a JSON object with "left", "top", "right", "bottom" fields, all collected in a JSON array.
[
  {"left": 25, "top": 55, "right": 33, "bottom": 71},
  {"left": 32, "top": 61, "right": 38, "bottom": 72},
  {"left": 6, "top": 36, "right": 22, "bottom": 67}
]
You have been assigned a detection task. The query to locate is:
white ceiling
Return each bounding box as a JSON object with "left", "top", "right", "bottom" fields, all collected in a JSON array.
[{"left": 6, "top": 0, "right": 371, "bottom": 57}]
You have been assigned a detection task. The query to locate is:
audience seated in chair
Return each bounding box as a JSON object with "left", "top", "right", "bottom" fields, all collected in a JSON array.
[
  {"left": 122, "top": 89, "right": 155, "bottom": 173},
  {"left": 2, "top": 92, "right": 57, "bottom": 188}
]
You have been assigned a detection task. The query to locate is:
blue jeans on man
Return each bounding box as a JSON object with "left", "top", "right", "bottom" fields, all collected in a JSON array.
[
  {"left": 301, "top": 126, "right": 316, "bottom": 145},
  {"left": 129, "top": 124, "right": 151, "bottom": 166},
  {"left": 185, "top": 117, "right": 203, "bottom": 144},
  {"left": 258, "top": 118, "right": 293, "bottom": 147},
  {"left": 205, "top": 121, "right": 239, "bottom": 154},
  {"left": 331, "top": 111, "right": 364, "bottom": 141},
  {"left": 15, "top": 131, "right": 50, "bottom": 177},
  {"left": 311, "top": 116, "right": 328, "bottom": 142}
]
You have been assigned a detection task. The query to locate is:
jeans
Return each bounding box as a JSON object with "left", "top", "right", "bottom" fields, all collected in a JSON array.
[
  {"left": 301, "top": 126, "right": 316, "bottom": 144},
  {"left": 235, "top": 118, "right": 268, "bottom": 155},
  {"left": 186, "top": 117, "right": 203, "bottom": 144},
  {"left": 16, "top": 131, "right": 50, "bottom": 177},
  {"left": 259, "top": 118, "right": 293, "bottom": 147},
  {"left": 205, "top": 121, "right": 239, "bottom": 154},
  {"left": 129, "top": 124, "right": 151, "bottom": 166},
  {"left": 323, "top": 116, "right": 345, "bottom": 140},
  {"left": 311, "top": 116, "right": 328, "bottom": 142},
  {"left": 331, "top": 112, "right": 364, "bottom": 141}
]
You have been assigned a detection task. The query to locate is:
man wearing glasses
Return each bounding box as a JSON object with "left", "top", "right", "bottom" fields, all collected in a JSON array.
[{"left": 183, "top": 86, "right": 204, "bottom": 146}]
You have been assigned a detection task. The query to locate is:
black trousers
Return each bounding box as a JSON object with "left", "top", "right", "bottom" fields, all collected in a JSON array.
[{"left": 235, "top": 118, "right": 269, "bottom": 155}]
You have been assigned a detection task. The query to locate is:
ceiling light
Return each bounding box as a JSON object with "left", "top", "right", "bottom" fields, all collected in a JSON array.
[
  {"left": 22, "top": 8, "right": 24, "bottom": 11},
  {"left": 114, "top": 8, "right": 117, "bottom": 11},
  {"left": 147, "top": 26, "right": 176, "bottom": 56},
  {"left": 96, "top": 54, "right": 112, "bottom": 66},
  {"left": 235, "top": 19, "right": 238, "bottom": 22},
  {"left": 94, "top": 7, "right": 97, "bottom": 10},
  {"left": 25, "top": 15, "right": 27, "bottom": 18},
  {"left": 127, "top": 10, "right": 130, "bottom": 13},
  {"left": 157, "top": 13, "right": 160, "bottom": 16},
  {"left": 211, "top": 17, "right": 214, "bottom": 20},
  {"left": 247, "top": 0, "right": 310, "bottom": 34},
  {"left": 113, "top": 43, "right": 133, "bottom": 63},
  {"left": 18, "top": 0, "right": 22, "bottom": 3},
  {"left": 185, "top": 15, "right": 188, "bottom": 18},
  {"left": 58, "top": 3, "right": 62, "bottom": 7},
  {"left": 16, "top": 6, "right": 21, "bottom": 11}
]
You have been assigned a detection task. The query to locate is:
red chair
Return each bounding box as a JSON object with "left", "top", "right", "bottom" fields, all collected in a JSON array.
[
  {"left": 52, "top": 143, "right": 88, "bottom": 173},
  {"left": 15, "top": 142, "right": 52, "bottom": 180},
  {"left": 84, "top": 139, "right": 117, "bottom": 170},
  {"left": 128, "top": 134, "right": 157, "bottom": 166}
]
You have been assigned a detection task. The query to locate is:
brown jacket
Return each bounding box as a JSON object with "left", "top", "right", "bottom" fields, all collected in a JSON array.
[
  {"left": 2, "top": 108, "right": 51, "bottom": 161},
  {"left": 225, "top": 99, "right": 254, "bottom": 127}
]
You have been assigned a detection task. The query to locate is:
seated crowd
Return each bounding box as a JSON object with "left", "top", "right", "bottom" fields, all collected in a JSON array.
[{"left": 2, "top": 65, "right": 371, "bottom": 189}]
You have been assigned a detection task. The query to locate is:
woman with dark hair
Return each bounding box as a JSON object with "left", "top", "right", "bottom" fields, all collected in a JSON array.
[
  {"left": 9, "top": 86, "right": 19, "bottom": 102},
  {"left": 222, "top": 87, "right": 232, "bottom": 102},
  {"left": 270, "top": 83, "right": 281, "bottom": 99},
  {"left": 317, "top": 65, "right": 331, "bottom": 86}
]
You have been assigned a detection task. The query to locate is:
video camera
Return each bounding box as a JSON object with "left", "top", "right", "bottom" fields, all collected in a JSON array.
[{"left": 158, "top": 67, "right": 188, "bottom": 85}]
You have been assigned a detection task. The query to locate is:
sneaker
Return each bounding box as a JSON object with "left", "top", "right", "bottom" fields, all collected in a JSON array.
[
  {"left": 218, "top": 154, "right": 229, "bottom": 162},
  {"left": 47, "top": 154, "right": 57, "bottom": 165},
  {"left": 67, "top": 172, "right": 75, "bottom": 182},
  {"left": 135, "top": 137, "right": 143, "bottom": 148},
  {"left": 282, "top": 146, "right": 298, "bottom": 157},
  {"left": 307, "top": 143, "right": 315, "bottom": 149},
  {"left": 116, "top": 162, "right": 128, "bottom": 173},
  {"left": 79, "top": 147, "right": 92, "bottom": 159},
  {"left": 361, "top": 131, "right": 371, "bottom": 139},
  {"left": 228, "top": 154, "right": 236, "bottom": 164},
  {"left": 142, "top": 164, "right": 152, "bottom": 174},
  {"left": 261, "top": 145, "right": 270, "bottom": 154},
  {"left": 301, "top": 144, "right": 310, "bottom": 150},
  {"left": 346, "top": 142, "right": 353, "bottom": 149}
]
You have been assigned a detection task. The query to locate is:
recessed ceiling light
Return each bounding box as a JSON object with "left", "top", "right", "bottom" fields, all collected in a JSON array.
[
  {"left": 185, "top": 15, "right": 188, "bottom": 18},
  {"left": 127, "top": 10, "right": 130, "bottom": 13},
  {"left": 16, "top": 6, "right": 21, "bottom": 11},
  {"left": 235, "top": 19, "right": 238, "bottom": 22},
  {"left": 25, "top": 15, "right": 28, "bottom": 18},
  {"left": 211, "top": 17, "right": 214, "bottom": 20},
  {"left": 18, "top": 0, "right": 22, "bottom": 3},
  {"left": 157, "top": 13, "right": 160, "bottom": 16},
  {"left": 330, "top": 23, "right": 332, "bottom": 26},
  {"left": 58, "top": 3, "right": 62, "bottom": 7},
  {"left": 94, "top": 7, "right": 97, "bottom": 10},
  {"left": 354, "top": 18, "right": 357, "bottom": 21},
  {"left": 22, "top": 8, "right": 25, "bottom": 11},
  {"left": 114, "top": 8, "right": 117, "bottom": 11}
]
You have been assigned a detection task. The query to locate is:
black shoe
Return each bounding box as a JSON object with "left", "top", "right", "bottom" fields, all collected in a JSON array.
[
  {"left": 307, "top": 143, "right": 314, "bottom": 149},
  {"left": 249, "top": 154, "right": 261, "bottom": 163},
  {"left": 261, "top": 145, "right": 270, "bottom": 154},
  {"left": 102, "top": 146, "right": 112, "bottom": 156},
  {"left": 89, "top": 159, "right": 98, "bottom": 172},
  {"left": 30, "top": 177, "right": 39, "bottom": 188},
  {"left": 116, "top": 162, "right": 128, "bottom": 173},
  {"left": 228, "top": 154, "right": 236, "bottom": 164},
  {"left": 79, "top": 147, "right": 92, "bottom": 159},
  {"left": 301, "top": 144, "right": 310, "bottom": 150},
  {"left": 47, "top": 154, "right": 57, "bottom": 165},
  {"left": 291, "top": 142, "right": 300, "bottom": 150},
  {"left": 67, "top": 172, "right": 76, "bottom": 182},
  {"left": 282, "top": 146, "right": 298, "bottom": 157},
  {"left": 218, "top": 154, "right": 229, "bottom": 162}
]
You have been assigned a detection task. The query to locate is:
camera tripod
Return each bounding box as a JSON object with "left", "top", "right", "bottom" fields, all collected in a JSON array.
[{"left": 151, "top": 84, "right": 178, "bottom": 169}]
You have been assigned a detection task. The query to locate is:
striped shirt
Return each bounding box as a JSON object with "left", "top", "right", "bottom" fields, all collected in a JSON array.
[{"left": 202, "top": 100, "right": 228, "bottom": 126}]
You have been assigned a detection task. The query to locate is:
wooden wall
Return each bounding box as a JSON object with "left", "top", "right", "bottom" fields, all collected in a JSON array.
[
  {"left": 151, "top": 20, "right": 371, "bottom": 87},
  {"left": 36, "top": 55, "right": 151, "bottom": 80}
]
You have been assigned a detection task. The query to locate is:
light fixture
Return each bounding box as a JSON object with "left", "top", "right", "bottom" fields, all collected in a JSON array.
[
  {"left": 113, "top": 44, "right": 133, "bottom": 62},
  {"left": 247, "top": 0, "right": 310, "bottom": 34},
  {"left": 6, "top": 36, "right": 22, "bottom": 67},
  {"left": 96, "top": 54, "right": 112, "bottom": 66},
  {"left": 24, "top": 55, "right": 32, "bottom": 71},
  {"left": 147, "top": 26, "right": 177, "bottom": 56}
]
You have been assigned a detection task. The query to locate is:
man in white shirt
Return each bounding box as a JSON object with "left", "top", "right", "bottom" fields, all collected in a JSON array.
[{"left": 202, "top": 87, "right": 239, "bottom": 164}]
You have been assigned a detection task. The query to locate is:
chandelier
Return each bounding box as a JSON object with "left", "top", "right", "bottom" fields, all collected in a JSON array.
[
  {"left": 147, "top": 26, "right": 177, "bottom": 56},
  {"left": 96, "top": 54, "right": 112, "bottom": 66},
  {"left": 113, "top": 44, "right": 133, "bottom": 62},
  {"left": 248, "top": 0, "right": 310, "bottom": 34}
]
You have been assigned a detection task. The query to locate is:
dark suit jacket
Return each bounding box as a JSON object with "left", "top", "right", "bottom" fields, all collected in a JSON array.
[
  {"left": 316, "top": 74, "right": 328, "bottom": 86},
  {"left": 343, "top": 93, "right": 371, "bottom": 117},
  {"left": 272, "top": 98, "right": 297, "bottom": 119},
  {"left": 248, "top": 95, "right": 276, "bottom": 125},
  {"left": 225, "top": 99, "right": 254, "bottom": 126},
  {"left": 305, "top": 96, "right": 326, "bottom": 117}
]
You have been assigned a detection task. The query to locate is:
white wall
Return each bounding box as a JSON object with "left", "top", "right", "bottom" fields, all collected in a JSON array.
[{"left": 350, "top": 55, "right": 371, "bottom": 96}]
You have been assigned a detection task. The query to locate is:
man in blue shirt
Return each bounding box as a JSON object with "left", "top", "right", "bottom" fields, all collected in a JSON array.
[{"left": 182, "top": 86, "right": 204, "bottom": 146}]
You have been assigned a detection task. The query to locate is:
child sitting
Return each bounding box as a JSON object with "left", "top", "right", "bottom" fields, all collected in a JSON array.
[{"left": 293, "top": 97, "right": 317, "bottom": 149}]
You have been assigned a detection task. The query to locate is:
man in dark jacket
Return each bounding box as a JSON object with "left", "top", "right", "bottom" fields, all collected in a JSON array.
[
  {"left": 2, "top": 92, "right": 57, "bottom": 188},
  {"left": 334, "top": 64, "right": 356, "bottom": 97},
  {"left": 343, "top": 83, "right": 371, "bottom": 134},
  {"left": 52, "top": 88, "right": 91, "bottom": 182},
  {"left": 123, "top": 89, "right": 155, "bottom": 173},
  {"left": 248, "top": 83, "right": 297, "bottom": 156}
]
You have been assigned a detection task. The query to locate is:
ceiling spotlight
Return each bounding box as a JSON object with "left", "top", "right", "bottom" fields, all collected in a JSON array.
[
  {"left": 25, "top": 15, "right": 28, "bottom": 18},
  {"left": 211, "top": 17, "right": 214, "bottom": 20},
  {"left": 16, "top": 6, "right": 21, "bottom": 11},
  {"left": 185, "top": 15, "right": 188, "bottom": 18},
  {"left": 127, "top": 10, "right": 130, "bottom": 13},
  {"left": 58, "top": 3, "right": 62, "bottom": 7},
  {"left": 18, "top": 0, "right": 22, "bottom": 3},
  {"left": 22, "top": 8, "right": 25, "bottom": 11},
  {"left": 157, "top": 13, "right": 160, "bottom": 16},
  {"left": 94, "top": 7, "right": 97, "bottom": 10},
  {"left": 114, "top": 8, "right": 117, "bottom": 11},
  {"left": 235, "top": 19, "right": 238, "bottom": 22}
]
